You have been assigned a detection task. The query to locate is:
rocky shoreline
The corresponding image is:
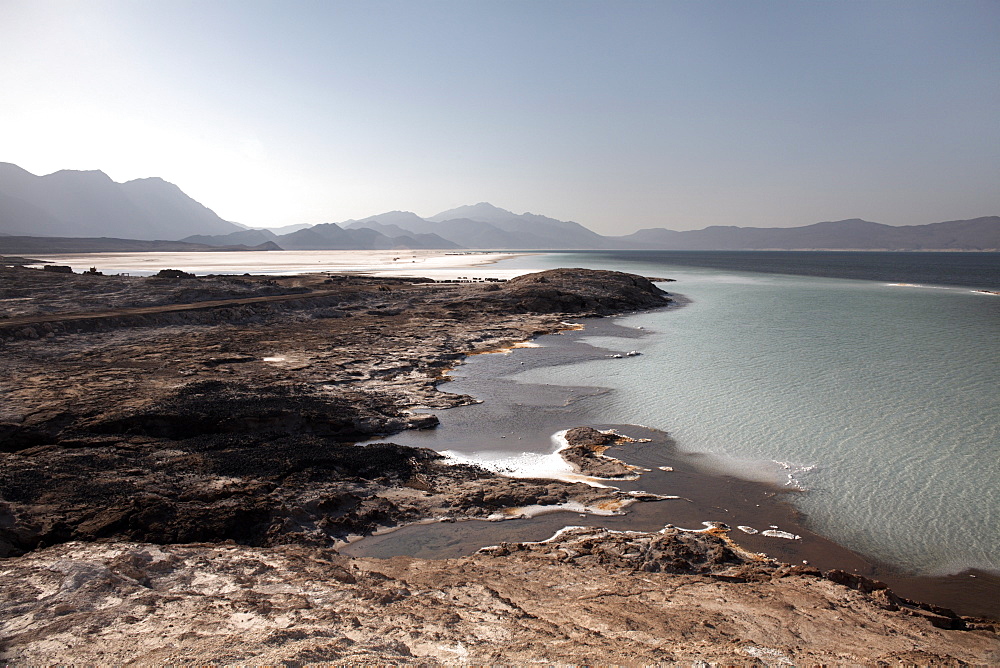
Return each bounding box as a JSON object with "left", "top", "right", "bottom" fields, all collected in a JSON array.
[
  {"left": 0, "top": 266, "right": 671, "bottom": 553},
  {"left": 1, "top": 263, "right": 997, "bottom": 663}
]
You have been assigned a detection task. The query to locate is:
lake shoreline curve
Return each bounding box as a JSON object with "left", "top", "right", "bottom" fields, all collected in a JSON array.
[{"left": 0, "top": 263, "right": 996, "bottom": 663}]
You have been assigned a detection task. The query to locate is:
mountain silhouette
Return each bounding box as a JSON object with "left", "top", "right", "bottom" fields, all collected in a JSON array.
[
  {"left": 345, "top": 203, "right": 609, "bottom": 249},
  {"left": 613, "top": 217, "right": 1000, "bottom": 250},
  {"left": 0, "top": 163, "right": 243, "bottom": 240},
  {"left": 2, "top": 163, "right": 996, "bottom": 251}
]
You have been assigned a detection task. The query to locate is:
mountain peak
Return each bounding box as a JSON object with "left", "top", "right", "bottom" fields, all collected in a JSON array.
[
  {"left": 427, "top": 202, "right": 520, "bottom": 223},
  {"left": 0, "top": 162, "right": 35, "bottom": 176},
  {"left": 49, "top": 168, "right": 113, "bottom": 179},
  {"left": 358, "top": 210, "right": 424, "bottom": 222},
  {"left": 0, "top": 161, "right": 242, "bottom": 239},
  {"left": 807, "top": 219, "right": 886, "bottom": 230},
  {"left": 122, "top": 176, "right": 185, "bottom": 193},
  {"left": 126, "top": 176, "right": 171, "bottom": 185}
]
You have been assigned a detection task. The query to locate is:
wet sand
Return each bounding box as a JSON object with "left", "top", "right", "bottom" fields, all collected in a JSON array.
[{"left": 343, "top": 317, "right": 1000, "bottom": 620}]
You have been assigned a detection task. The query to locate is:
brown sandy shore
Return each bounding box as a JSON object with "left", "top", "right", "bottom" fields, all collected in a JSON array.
[{"left": 0, "top": 264, "right": 998, "bottom": 665}]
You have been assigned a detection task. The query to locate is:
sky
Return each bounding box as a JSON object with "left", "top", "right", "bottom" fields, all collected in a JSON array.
[{"left": 1, "top": 1, "right": 998, "bottom": 234}]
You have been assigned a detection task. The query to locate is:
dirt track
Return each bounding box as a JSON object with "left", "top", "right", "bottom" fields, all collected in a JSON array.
[{"left": 0, "top": 288, "right": 348, "bottom": 328}]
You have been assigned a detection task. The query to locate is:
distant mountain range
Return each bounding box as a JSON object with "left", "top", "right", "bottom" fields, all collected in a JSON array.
[
  {"left": 612, "top": 217, "right": 1000, "bottom": 251},
  {"left": 1, "top": 163, "right": 997, "bottom": 252},
  {"left": 0, "top": 162, "right": 243, "bottom": 240},
  {"left": 0, "top": 236, "right": 281, "bottom": 255},
  {"left": 191, "top": 207, "right": 1000, "bottom": 252}
]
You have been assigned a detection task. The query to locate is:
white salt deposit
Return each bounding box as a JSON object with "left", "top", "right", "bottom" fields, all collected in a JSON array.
[
  {"left": 484, "top": 500, "right": 629, "bottom": 521},
  {"left": 761, "top": 529, "right": 801, "bottom": 540},
  {"left": 29, "top": 249, "right": 520, "bottom": 277},
  {"left": 441, "top": 429, "right": 625, "bottom": 488}
]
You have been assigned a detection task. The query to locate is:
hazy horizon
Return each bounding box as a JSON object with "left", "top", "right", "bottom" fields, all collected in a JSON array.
[
  {"left": 9, "top": 161, "right": 994, "bottom": 235},
  {"left": 2, "top": 1, "right": 997, "bottom": 233}
]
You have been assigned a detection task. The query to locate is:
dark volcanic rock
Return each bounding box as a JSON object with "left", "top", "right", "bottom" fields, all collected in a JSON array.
[
  {"left": 43, "top": 264, "right": 73, "bottom": 273},
  {"left": 154, "top": 268, "right": 196, "bottom": 279},
  {"left": 564, "top": 426, "right": 616, "bottom": 447},
  {"left": 0, "top": 380, "right": 453, "bottom": 553},
  {"left": 453, "top": 268, "right": 671, "bottom": 316},
  {"left": 0, "top": 268, "right": 673, "bottom": 556},
  {"left": 0, "top": 422, "right": 621, "bottom": 556},
  {"left": 86, "top": 380, "right": 409, "bottom": 442},
  {"left": 560, "top": 426, "right": 638, "bottom": 478}
]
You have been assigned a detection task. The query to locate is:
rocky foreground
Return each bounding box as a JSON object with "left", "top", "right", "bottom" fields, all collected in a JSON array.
[
  {"left": 1, "top": 264, "right": 998, "bottom": 664},
  {"left": 4, "top": 527, "right": 999, "bottom": 665}
]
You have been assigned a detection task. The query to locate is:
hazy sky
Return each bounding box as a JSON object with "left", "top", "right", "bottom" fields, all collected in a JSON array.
[{"left": 2, "top": 1, "right": 998, "bottom": 233}]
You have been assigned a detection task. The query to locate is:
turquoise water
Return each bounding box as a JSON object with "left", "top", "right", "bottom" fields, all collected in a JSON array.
[{"left": 493, "top": 252, "right": 1000, "bottom": 576}]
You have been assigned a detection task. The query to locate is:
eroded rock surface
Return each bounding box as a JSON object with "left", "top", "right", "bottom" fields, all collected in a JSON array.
[
  {"left": 0, "top": 265, "right": 316, "bottom": 320},
  {"left": 0, "top": 267, "right": 671, "bottom": 556},
  {"left": 1, "top": 528, "right": 996, "bottom": 664},
  {"left": 560, "top": 426, "right": 643, "bottom": 478}
]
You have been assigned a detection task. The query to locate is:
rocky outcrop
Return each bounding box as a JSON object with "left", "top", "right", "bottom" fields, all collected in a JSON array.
[
  {"left": 0, "top": 399, "right": 629, "bottom": 557},
  {"left": 559, "top": 426, "right": 642, "bottom": 478},
  {"left": 0, "top": 268, "right": 673, "bottom": 557},
  {"left": 451, "top": 268, "right": 671, "bottom": 316},
  {"left": 0, "top": 528, "right": 996, "bottom": 664},
  {"left": 0, "top": 267, "right": 671, "bottom": 339}
]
